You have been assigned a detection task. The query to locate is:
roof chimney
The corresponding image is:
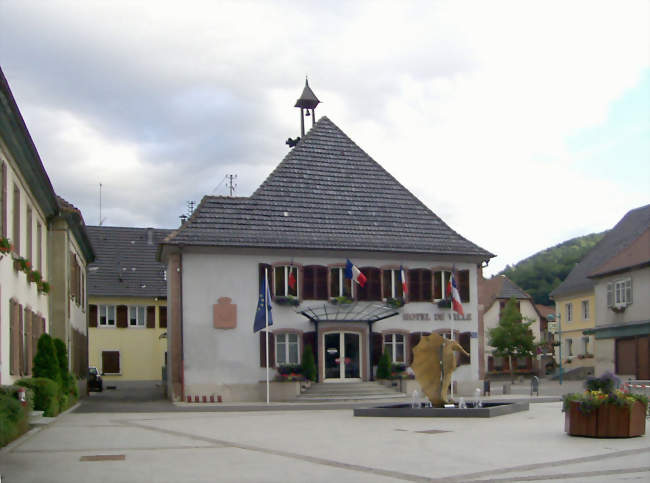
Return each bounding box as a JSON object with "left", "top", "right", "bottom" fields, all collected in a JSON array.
[{"left": 146, "top": 227, "right": 154, "bottom": 245}]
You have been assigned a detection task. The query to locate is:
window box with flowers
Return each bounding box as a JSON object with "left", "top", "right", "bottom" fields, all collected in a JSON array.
[
  {"left": 330, "top": 295, "right": 353, "bottom": 305},
  {"left": 274, "top": 295, "right": 300, "bottom": 307},
  {"left": 28, "top": 269, "right": 43, "bottom": 284},
  {"left": 437, "top": 298, "right": 452, "bottom": 309},
  {"left": 37, "top": 281, "right": 50, "bottom": 295},
  {"left": 12, "top": 256, "right": 31, "bottom": 274},
  {"left": 386, "top": 297, "right": 405, "bottom": 309},
  {"left": 562, "top": 372, "right": 647, "bottom": 437},
  {"left": 0, "top": 236, "right": 13, "bottom": 255}
]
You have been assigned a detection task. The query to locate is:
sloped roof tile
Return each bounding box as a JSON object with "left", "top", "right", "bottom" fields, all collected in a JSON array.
[
  {"left": 87, "top": 226, "right": 172, "bottom": 298},
  {"left": 550, "top": 204, "right": 650, "bottom": 298},
  {"left": 164, "top": 117, "right": 494, "bottom": 259}
]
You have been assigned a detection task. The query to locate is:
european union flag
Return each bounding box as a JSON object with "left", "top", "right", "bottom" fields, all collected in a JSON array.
[{"left": 253, "top": 277, "right": 273, "bottom": 332}]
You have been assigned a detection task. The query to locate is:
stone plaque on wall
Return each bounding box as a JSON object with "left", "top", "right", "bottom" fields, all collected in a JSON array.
[{"left": 213, "top": 297, "right": 237, "bottom": 329}]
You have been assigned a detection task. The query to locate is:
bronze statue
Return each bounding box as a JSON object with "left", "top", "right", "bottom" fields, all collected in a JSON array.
[{"left": 411, "top": 333, "right": 470, "bottom": 407}]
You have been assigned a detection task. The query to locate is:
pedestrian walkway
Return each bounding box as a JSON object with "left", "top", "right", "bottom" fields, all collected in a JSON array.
[{"left": 2, "top": 395, "right": 647, "bottom": 482}]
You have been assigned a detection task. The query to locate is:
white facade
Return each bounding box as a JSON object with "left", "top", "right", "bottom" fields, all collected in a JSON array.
[
  {"left": 173, "top": 248, "right": 481, "bottom": 401},
  {"left": 0, "top": 148, "right": 51, "bottom": 385}
]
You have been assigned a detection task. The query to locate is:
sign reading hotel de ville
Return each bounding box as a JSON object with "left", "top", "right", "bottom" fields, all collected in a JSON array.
[{"left": 402, "top": 312, "right": 473, "bottom": 321}]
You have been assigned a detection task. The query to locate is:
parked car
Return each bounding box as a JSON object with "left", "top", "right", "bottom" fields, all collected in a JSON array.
[{"left": 88, "top": 366, "right": 103, "bottom": 392}]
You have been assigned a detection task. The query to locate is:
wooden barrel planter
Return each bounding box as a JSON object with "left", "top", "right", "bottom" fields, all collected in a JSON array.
[{"left": 565, "top": 401, "right": 647, "bottom": 438}]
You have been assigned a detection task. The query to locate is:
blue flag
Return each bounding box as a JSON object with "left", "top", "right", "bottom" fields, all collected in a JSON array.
[{"left": 253, "top": 276, "right": 273, "bottom": 332}]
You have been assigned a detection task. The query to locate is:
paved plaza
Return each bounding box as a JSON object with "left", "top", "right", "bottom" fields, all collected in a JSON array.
[{"left": 1, "top": 383, "right": 649, "bottom": 483}]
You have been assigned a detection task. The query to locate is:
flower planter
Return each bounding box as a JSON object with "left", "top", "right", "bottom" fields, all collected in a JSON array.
[{"left": 565, "top": 401, "right": 646, "bottom": 438}]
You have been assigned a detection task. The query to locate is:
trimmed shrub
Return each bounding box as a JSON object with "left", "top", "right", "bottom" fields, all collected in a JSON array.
[
  {"left": 0, "top": 386, "right": 31, "bottom": 447},
  {"left": 301, "top": 345, "right": 317, "bottom": 382},
  {"left": 16, "top": 378, "right": 60, "bottom": 417},
  {"left": 377, "top": 351, "right": 392, "bottom": 380},
  {"left": 33, "top": 334, "right": 61, "bottom": 387}
]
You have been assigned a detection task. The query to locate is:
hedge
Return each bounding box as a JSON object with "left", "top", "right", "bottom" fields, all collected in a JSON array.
[
  {"left": 0, "top": 386, "right": 32, "bottom": 447},
  {"left": 15, "top": 378, "right": 60, "bottom": 417}
]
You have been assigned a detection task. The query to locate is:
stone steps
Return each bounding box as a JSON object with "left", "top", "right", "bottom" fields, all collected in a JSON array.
[{"left": 298, "top": 382, "right": 405, "bottom": 401}]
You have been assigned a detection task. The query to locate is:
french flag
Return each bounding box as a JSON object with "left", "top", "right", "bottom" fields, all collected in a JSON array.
[
  {"left": 399, "top": 266, "right": 408, "bottom": 294},
  {"left": 345, "top": 259, "right": 367, "bottom": 287},
  {"left": 446, "top": 271, "right": 464, "bottom": 316}
]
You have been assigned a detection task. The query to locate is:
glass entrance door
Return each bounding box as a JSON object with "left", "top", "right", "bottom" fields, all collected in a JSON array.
[{"left": 324, "top": 332, "right": 361, "bottom": 380}]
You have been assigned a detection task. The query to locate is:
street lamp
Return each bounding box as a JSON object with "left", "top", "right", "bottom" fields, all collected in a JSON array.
[{"left": 548, "top": 313, "right": 563, "bottom": 385}]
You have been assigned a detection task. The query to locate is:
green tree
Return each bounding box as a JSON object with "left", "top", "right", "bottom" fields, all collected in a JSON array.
[
  {"left": 301, "top": 345, "right": 317, "bottom": 382},
  {"left": 32, "top": 334, "right": 61, "bottom": 387},
  {"left": 53, "top": 338, "right": 73, "bottom": 394},
  {"left": 488, "top": 297, "right": 536, "bottom": 382}
]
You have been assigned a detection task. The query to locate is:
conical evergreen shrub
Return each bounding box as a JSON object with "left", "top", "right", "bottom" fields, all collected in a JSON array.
[
  {"left": 53, "top": 338, "right": 73, "bottom": 394},
  {"left": 32, "top": 334, "right": 61, "bottom": 387},
  {"left": 377, "top": 351, "right": 392, "bottom": 379},
  {"left": 301, "top": 345, "right": 317, "bottom": 382}
]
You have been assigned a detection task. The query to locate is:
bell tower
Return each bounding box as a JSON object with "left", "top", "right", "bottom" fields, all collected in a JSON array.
[{"left": 294, "top": 78, "right": 320, "bottom": 137}]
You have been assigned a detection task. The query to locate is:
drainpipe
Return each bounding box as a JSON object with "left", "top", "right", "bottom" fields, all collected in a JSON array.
[
  {"left": 314, "top": 320, "right": 319, "bottom": 383},
  {"left": 368, "top": 321, "right": 374, "bottom": 381}
]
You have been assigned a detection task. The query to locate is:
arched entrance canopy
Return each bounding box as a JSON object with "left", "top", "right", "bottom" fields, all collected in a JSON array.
[{"left": 298, "top": 302, "right": 399, "bottom": 382}]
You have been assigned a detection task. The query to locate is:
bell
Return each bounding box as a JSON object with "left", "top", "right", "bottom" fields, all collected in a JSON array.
[{"left": 305, "top": 109, "right": 310, "bottom": 117}]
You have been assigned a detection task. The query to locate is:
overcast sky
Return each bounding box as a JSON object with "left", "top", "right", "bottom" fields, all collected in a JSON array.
[{"left": 1, "top": 1, "right": 648, "bottom": 276}]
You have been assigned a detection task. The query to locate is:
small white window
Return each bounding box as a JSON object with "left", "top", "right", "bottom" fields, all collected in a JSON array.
[
  {"left": 98, "top": 305, "right": 116, "bottom": 327},
  {"left": 611, "top": 278, "right": 633, "bottom": 307},
  {"left": 274, "top": 265, "right": 298, "bottom": 297},
  {"left": 276, "top": 333, "right": 300, "bottom": 365},
  {"left": 383, "top": 333, "right": 405, "bottom": 363},
  {"left": 581, "top": 300, "right": 589, "bottom": 320},
  {"left": 565, "top": 303, "right": 573, "bottom": 323},
  {"left": 330, "top": 267, "right": 352, "bottom": 298},
  {"left": 129, "top": 305, "right": 146, "bottom": 327}
]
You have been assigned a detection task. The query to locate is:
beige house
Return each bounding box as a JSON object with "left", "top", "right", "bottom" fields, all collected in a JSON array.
[{"left": 477, "top": 274, "right": 545, "bottom": 378}]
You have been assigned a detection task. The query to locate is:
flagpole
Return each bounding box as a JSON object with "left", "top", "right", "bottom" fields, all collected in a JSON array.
[
  {"left": 450, "top": 270, "right": 455, "bottom": 400},
  {"left": 265, "top": 268, "right": 270, "bottom": 405}
]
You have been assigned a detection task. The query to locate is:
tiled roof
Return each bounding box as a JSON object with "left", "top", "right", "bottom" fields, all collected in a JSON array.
[
  {"left": 589, "top": 228, "right": 650, "bottom": 278},
  {"left": 550, "top": 204, "right": 650, "bottom": 298},
  {"left": 478, "top": 275, "right": 531, "bottom": 310},
  {"left": 164, "top": 117, "right": 494, "bottom": 259},
  {"left": 57, "top": 195, "right": 95, "bottom": 263},
  {"left": 87, "top": 226, "right": 172, "bottom": 298}
]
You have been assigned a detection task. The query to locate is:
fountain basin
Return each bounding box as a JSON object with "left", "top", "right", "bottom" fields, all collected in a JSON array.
[{"left": 353, "top": 401, "right": 529, "bottom": 418}]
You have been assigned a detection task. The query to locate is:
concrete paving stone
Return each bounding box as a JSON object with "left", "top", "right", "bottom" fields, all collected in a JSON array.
[{"left": 1, "top": 396, "right": 648, "bottom": 483}]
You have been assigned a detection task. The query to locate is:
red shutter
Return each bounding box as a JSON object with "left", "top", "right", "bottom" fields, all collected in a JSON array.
[
  {"left": 302, "top": 331, "right": 316, "bottom": 364},
  {"left": 9, "top": 299, "right": 16, "bottom": 375},
  {"left": 159, "top": 306, "right": 167, "bottom": 328},
  {"left": 358, "top": 268, "right": 381, "bottom": 301},
  {"left": 315, "top": 266, "right": 328, "bottom": 299},
  {"left": 259, "top": 331, "right": 275, "bottom": 368},
  {"left": 89, "top": 304, "right": 98, "bottom": 327},
  {"left": 146, "top": 306, "right": 156, "bottom": 328},
  {"left": 116, "top": 305, "right": 128, "bottom": 328},
  {"left": 259, "top": 263, "right": 272, "bottom": 295},
  {"left": 18, "top": 304, "right": 24, "bottom": 376},
  {"left": 24, "top": 308, "right": 32, "bottom": 375},
  {"left": 303, "top": 266, "right": 315, "bottom": 299}
]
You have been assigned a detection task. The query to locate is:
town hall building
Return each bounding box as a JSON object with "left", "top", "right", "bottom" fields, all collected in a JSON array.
[{"left": 159, "top": 84, "right": 494, "bottom": 402}]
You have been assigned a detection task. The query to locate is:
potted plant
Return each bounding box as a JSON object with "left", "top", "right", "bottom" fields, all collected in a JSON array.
[
  {"left": 562, "top": 372, "right": 647, "bottom": 437},
  {"left": 28, "top": 269, "right": 43, "bottom": 284}
]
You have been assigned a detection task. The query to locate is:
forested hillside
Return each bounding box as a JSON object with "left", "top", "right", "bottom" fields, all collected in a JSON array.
[{"left": 499, "top": 231, "right": 607, "bottom": 305}]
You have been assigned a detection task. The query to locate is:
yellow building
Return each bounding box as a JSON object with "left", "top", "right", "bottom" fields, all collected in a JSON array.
[
  {"left": 86, "top": 226, "right": 170, "bottom": 384},
  {"left": 550, "top": 247, "right": 601, "bottom": 373}
]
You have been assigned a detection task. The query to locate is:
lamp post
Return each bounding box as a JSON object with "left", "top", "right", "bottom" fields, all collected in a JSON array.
[{"left": 548, "top": 313, "right": 563, "bottom": 385}]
